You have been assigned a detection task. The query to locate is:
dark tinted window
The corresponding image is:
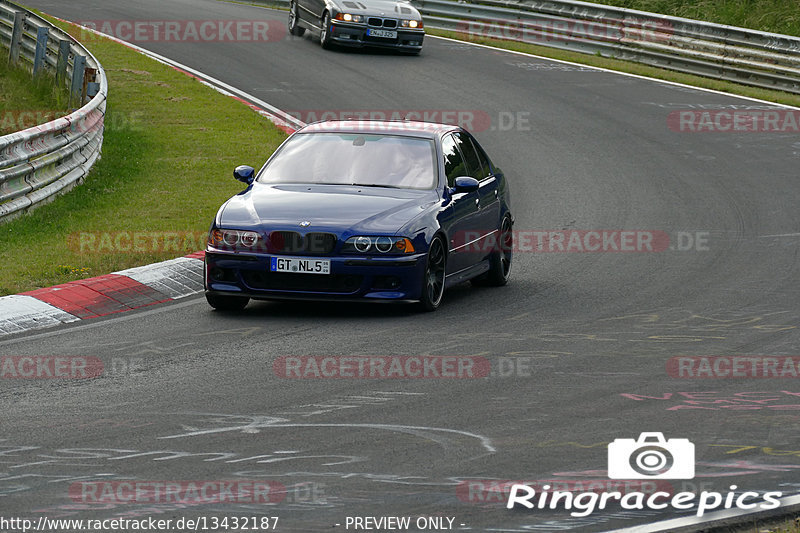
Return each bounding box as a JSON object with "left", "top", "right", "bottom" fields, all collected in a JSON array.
[
  {"left": 258, "top": 133, "right": 437, "bottom": 190},
  {"left": 453, "top": 132, "right": 485, "bottom": 181},
  {"left": 468, "top": 135, "right": 492, "bottom": 179},
  {"left": 441, "top": 134, "right": 468, "bottom": 187}
]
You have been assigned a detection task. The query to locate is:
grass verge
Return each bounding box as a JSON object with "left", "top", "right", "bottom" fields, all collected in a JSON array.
[
  {"left": 593, "top": 0, "right": 800, "bottom": 37},
  {"left": 0, "top": 60, "right": 70, "bottom": 135},
  {"left": 0, "top": 15, "right": 287, "bottom": 295}
]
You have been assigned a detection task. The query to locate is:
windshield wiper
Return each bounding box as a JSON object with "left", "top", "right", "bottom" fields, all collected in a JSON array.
[{"left": 352, "top": 183, "right": 396, "bottom": 188}]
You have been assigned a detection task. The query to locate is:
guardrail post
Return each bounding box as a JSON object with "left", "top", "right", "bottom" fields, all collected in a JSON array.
[
  {"left": 32, "top": 26, "right": 50, "bottom": 76},
  {"left": 0, "top": 2, "right": 108, "bottom": 224},
  {"left": 56, "top": 39, "right": 71, "bottom": 87},
  {"left": 69, "top": 55, "right": 86, "bottom": 106},
  {"left": 8, "top": 12, "right": 25, "bottom": 65},
  {"left": 82, "top": 67, "right": 97, "bottom": 102}
]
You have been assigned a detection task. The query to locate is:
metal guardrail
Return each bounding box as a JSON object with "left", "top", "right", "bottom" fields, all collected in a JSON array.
[
  {"left": 250, "top": 0, "right": 800, "bottom": 94},
  {"left": 0, "top": 0, "right": 107, "bottom": 223},
  {"left": 412, "top": 0, "right": 800, "bottom": 94}
]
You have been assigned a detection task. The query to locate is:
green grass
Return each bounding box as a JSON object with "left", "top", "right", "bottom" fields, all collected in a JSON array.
[
  {"left": 3, "top": 0, "right": 798, "bottom": 294},
  {"left": 0, "top": 16, "right": 287, "bottom": 295},
  {"left": 0, "top": 61, "right": 70, "bottom": 135},
  {"left": 739, "top": 516, "right": 800, "bottom": 533},
  {"left": 593, "top": 0, "right": 800, "bottom": 37}
]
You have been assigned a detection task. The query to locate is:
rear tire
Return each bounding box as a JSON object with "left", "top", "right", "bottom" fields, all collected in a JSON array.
[
  {"left": 419, "top": 237, "right": 446, "bottom": 312},
  {"left": 320, "top": 12, "right": 333, "bottom": 49},
  {"left": 288, "top": 1, "right": 306, "bottom": 36},
  {"left": 484, "top": 215, "right": 513, "bottom": 286},
  {"left": 206, "top": 292, "right": 249, "bottom": 311}
]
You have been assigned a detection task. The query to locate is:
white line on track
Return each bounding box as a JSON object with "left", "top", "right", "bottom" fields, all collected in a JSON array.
[
  {"left": 236, "top": 1, "right": 800, "bottom": 111},
  {"left": 53, "top": 16, "right": 307, "bottom": 130},
  {"left": 34, "top": 10, "right": 800, "bottom": 529}
]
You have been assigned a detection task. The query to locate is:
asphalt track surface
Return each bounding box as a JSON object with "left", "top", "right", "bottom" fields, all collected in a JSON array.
[{"left": 3, "top": 0, "right": 800, "bottom": 531}]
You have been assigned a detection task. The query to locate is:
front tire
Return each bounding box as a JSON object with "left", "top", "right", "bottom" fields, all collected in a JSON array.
[
  {"left": 206, "top": 292, "right": 249, "bottom": 311},
  {"left": 419, "top": 237, "right": 446, "bottom": 312},
  {"left": 288, "top": 1, "right": 306, "bottom": 36},
  {"left": 319, "top": 12, "right": 334, "bottom": 49}
]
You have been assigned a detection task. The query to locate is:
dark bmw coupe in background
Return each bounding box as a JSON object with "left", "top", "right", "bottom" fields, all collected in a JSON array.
[
  {"left": 288, "top": 0, "right": 424, "bottom": 53},
  {"left": 205, "top": 120, "right": 512, "bottom": 312}
]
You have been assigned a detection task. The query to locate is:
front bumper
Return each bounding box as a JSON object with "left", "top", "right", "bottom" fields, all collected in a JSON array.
[
  {"left": 329, "top": 21, "right": 424, "bottom": 51},
  {"left": 204, "top": 250, "right": 427, "bottom": 302}
]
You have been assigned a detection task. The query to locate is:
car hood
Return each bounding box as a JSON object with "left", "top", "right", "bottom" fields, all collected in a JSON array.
[
  {"left": 335, "top": 0, "right": 421, "bottom": 18},
  {"left": 219, "top": 184, "right": 436, "bottom": 235}
]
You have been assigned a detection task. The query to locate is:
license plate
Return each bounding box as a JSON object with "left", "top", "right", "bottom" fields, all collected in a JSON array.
[
  {"left": 367, "top": 28, "right": 397, "bottom": 39},
  {"left": 270, "top": 256, "right": 330, "bottom": 275}
]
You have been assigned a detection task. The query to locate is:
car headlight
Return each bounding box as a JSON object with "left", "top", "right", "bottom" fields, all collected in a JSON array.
[
  {"left": 342, "top": 236, "right": 416, "bottom": 254},
  {"left": 335, "top": 13, "right": 364, "bottom": 22},
  {"left": 400, "top": 19, "right": 422, "bottom": 28},
  {"left": 208, "top": 229, "right": 261, "bottom": 250}
]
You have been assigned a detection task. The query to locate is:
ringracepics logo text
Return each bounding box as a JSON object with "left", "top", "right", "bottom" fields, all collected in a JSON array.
[
  {"left": 506, "top": 483, "right": 781, "bottom": 517},
  {"left": 506, "top": 433, "right": 784, "bottom": 517}
]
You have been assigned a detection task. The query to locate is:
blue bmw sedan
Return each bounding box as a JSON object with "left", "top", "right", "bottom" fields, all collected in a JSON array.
[{"left": 204, "top": 120, "right": 513, "bottom": 311}]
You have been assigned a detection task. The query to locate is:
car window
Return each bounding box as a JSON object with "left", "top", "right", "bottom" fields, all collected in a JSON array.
[
  {"left": 257, "top": 133, "right": 437, "bottom": 190},
  {"left": 468, "top": 135, "right": 492, "bottom": 179},
  {"left": 441, "top": 134, "right": 468, "bottom": 187},
  {"left": 453, "top": 132, "right": 488, "bottom": 181}
]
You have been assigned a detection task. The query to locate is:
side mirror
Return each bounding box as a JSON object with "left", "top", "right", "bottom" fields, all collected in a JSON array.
[
  {"left": 234, "top": 165, "right": 255, "bottom": 184},
  {"left": 452, "top": 176, "right": 479, "bottom": 193}
]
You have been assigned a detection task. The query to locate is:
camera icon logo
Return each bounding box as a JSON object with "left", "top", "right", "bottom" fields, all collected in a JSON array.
[{"left": 608, "top": 432, "right": 695, "bottom": 479}]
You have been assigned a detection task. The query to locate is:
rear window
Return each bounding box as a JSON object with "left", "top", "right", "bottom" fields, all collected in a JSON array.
[{"left": 257, "top": 132, "right": 437, "bottom": 190}]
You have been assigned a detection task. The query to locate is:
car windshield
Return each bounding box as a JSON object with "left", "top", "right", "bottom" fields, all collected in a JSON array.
[{"left": 257, "top": 132, "right": 437, "bottom": 189}]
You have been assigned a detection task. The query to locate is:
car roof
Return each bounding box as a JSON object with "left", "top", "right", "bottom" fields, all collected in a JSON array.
[{"left": 297, "top": 120, "right": 460, "bottom": 139}]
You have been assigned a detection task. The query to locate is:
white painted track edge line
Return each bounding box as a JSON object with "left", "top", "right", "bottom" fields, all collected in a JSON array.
[
  {"left": 51, "top": 17, "right": 307, "bottom": 129},
  {"left": 426, "top": 34, "right": 800, "bottom": 111},
  {"left": 18, "top": 7, "right": 800, "bottom": 531},
  {"left": 236, "top": 1, "right": 800, "bottom": 111}
]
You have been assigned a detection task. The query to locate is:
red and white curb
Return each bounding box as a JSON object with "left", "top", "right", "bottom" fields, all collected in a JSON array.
[
  {"left": 0, "top": 252, "right": 205, "bottom": 336},
  {"left": 0, "top": 18, "right": 308, "bottom": 338}
]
